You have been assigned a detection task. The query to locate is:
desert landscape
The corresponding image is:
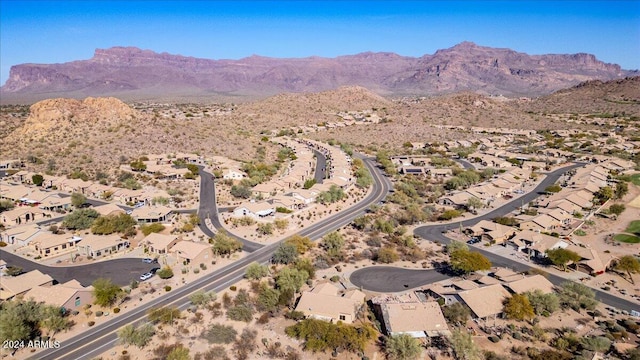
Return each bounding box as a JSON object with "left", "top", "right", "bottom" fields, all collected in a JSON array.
[{"left": 1, "top": 3, "right": 640, "bottom": 359}]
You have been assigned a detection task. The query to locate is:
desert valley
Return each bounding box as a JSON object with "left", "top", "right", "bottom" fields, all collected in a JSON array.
[{"left": 0, "top": 42, "right": 639, "bottom": 360}]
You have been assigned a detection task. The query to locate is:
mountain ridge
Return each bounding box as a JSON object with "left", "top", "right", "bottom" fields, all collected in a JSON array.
[{"left": 1, "top": 42, "right": 634, "bottom": 103}]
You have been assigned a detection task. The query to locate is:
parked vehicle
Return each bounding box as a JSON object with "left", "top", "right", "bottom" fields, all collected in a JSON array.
[
  {"left": 142, "top": 258, "right": 156, "bottom": 264},
  {"left": 139, "top": 272, "right": 153, "bottom": 281}
]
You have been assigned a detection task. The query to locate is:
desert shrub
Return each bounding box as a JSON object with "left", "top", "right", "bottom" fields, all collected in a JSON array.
[
  {"left": 201, "top": 323, "right": 237, "bottom": 344},
  {"left": 227, "top": 305, "right": 254, "bottom": 322}
]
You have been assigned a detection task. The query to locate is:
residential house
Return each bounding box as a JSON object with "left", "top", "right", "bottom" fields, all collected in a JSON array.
[
  {"left": 76, "top": 233, "right": 130, "bottom": 258},
  {"left": 170, "top": 240, "right": 214, "bottom": 265},
  {"left": 373, "top": 300, "right": 451, "bottom": 338},
  {"left": 439, "top": 192, "right": 473, "bottom": 209},
  {"left": 294, "top": 282, "right": 366, "bottom": 324},
  {"left": 456, "top": 284, "right": 510, "bottom": 320},
  {"left": 140, "top": 233, "right": 180, "bottom": 255},
  {"left": 23, "top": 280, "right": 94, "bottom": 312},
  {"left": 222, "top": 169, "right": 246, "bottom": 180},
  {"left": 131, "top": 205, "right": 173, "bottom": 223},
  {"left": 504, "top": 275, "right": 555, "bottom": 294},
  {"left": 93, "top": 203, "right": 126, "bottom": 217},
  {"left": 233, "top": 201, "right": 275, "bottom": 219},
  {"left": 38, "top": 193, "right": 72, "bottom": 211},
  {"left": 30, "top": 232, "right": 81, "bottom": 257},
  {"left": 568, "top": 245, "right": 613, "bottom": 275},
  {"left": 1, "top": 224, "right": 42, "bottom": 246},
  {"left": 290, "top": 189, "right": 319, "bottom": 204},
  {"left": 519, "top": 214, "right": 559, "bottom": 232},
  {"left": 0, "top": 269, "right": 54, "bottom": 300},
  {"left": 469, "top": 220, "right": 517, "bottom": 244},
  {"left": 1, "top": 207, "right": 48, "bottom": 226},
  {"left": 508, "top": 230, "right": 568, "bottom": 258}
]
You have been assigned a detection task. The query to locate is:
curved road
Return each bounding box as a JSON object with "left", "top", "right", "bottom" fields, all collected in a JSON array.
[
  {"left": 355, "top": 162, "right": 638, "bottom": 313},
  {"left": 196, "top": 166, "right": 263, "bottom": 252},
  {"left": 350, "top": 266, "right": 449, "bottom": 292},
  {"left": 34, "top": 154, "right": 391, "bottom": 360}
]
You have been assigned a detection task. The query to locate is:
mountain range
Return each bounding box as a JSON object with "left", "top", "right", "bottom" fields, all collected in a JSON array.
[{"left": 1, "top": 42, "right": 635, "bottom": 103}]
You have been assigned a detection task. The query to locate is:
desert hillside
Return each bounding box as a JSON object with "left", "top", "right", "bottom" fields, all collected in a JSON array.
[
  {"left": 1, "top": 42, "right": 633, "bottom": 103},
  {"left": 1, "top": 78, "right": 638, "bottom": 178}
]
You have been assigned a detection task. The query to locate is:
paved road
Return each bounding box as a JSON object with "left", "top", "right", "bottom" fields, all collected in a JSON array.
[
  {"left": 0, "top": 250, "right": 156, "bottom": 286},
  {"left": 456, "top": 158, "right": 475, "bottom": 170},
  {"left": 350, "top": 266, "right": 449, "bottom": 292},
  {"left": 312, "top": 149, "right": 327, "bottom": 184},
  {"left": 34, "top": 155, "right": 391, "bottom": 360},
  {"left": 196, "top": 166, "right": 263, "bottom": 252}
]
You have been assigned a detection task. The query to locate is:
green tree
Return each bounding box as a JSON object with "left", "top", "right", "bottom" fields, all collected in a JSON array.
[
  {"left": 449, "top": 328, "right": 483, "bottom": 360},
  {"left": 316, "top": 185, "right": 345, "bottom": 204},
  {"left": 4, "top": 266, "right": 23, "bottom": 276},
  {"left": 608, "top": 203, "right": 626, "bottom": 216},
  {"left": 558, "top": 282, "right": 598, "bottom": 312},
  {"left": 189, "top": 290, "right": 216, "bottom": 307},
  {"left": 148, "top": 306, "right": 181, "bottom": 324},
  {"left": 140, "top": 223, "right": 166, "bottom": 236},
  {"left": 230, "top": 185, "right": 251, "bottom": 199},
  {"left": 91, "top": 213, "right": 136, "bottom": 235},
  {"left": 32, "top": 174, "right": 44, "bottom": 186},
  {"left": 245, "top": 262, "right": 269, "bottom": 280},
  {"left": 545, "top": 248, "right": 581, "bottom": 272},
  {"left": 377, "top": 246, "right": 399, "bottom": 263},
  {"left": 614, "top": 181, "right": 629, "bottom": 200},
  {"left": 594, "top": 186, "right": 614, "bottom": 203},
  {"left": 445, "top": 240, "right": 468, "bottom": 254},
  {"left": 210, "top": 231, "right": 243, "bottom": 256},
  {"left": 276, "top": 267, "right": 309, "bottom": 294},
  {"left": 503, "top": 294, "right": 535, "bottom": 321},
  {"left": 38, "top": 305, "right": 71, "bottom": 338},
  {"left": 293, "top": 257, "right": 316, "bottom": 279},
  {"left": 71, "top": 192, "right": 87, "bottom": 207},
  {"left": 385, "top": 334, "right": 422, "bottom": 360},
  {"left": 466, "top": 197, "right": 484, "bottom": 211},
  {"left": 322, "top": 231, "right": 345, "bottom": 258},
  {"left": 156, "top": 267, "right": 174, "bottom": 279},
  {"left": 0, "top": 199, "right": 15, "bottom": 212},
  {"left": 130, "top": 159, "right": 147, "bottom": 171},
  {"left": 256, "top": 282, "right": 280, "bottom": 312},
  {"left": 449, "top": 249, "right": 491, "bottom": 275},
  {"left": 525, "top": 290, "right": 559, "bottom": 316},
  {"left": 256, "top": 222, "right": 273, "bottom": 235},
  {"left": 284, "top": 235, "right": 314, "bottom": 254},
  {"left": 92, "top": 278, "right": 122, "bottom": 307},
  {"left": 63, "top": 208, "right": 100, "bottom": 230},
  {"left": 272, "top": 243, "right": 299, "bottom": 264},
  {"left": 443, "top": 302, "right": 471, "bottom": 326},
  {"left": 615, "top": 255, "right": 640, "bottom": 284},
  {"left": 581, "top": 336, "right": 611, "bottom": 353},
  {"left": 117, "top": 323, "right": 155, "bottom": 348},
  {"left": 438, "top": 209, "right": 462, "bottom": 221},
  {"left": 544, "top": 184, "right": 562, "bottom": 193},
  {"left": 303, "top": 179, "right": 316, "bottom": 189},
  {"left": 355, "top": 167, "right": 373, "bottom": 188},
  {"left": 0, "top": 299, "right": 43, "bottom": 343}
]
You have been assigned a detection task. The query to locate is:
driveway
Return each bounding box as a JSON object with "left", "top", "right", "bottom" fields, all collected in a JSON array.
[{"left": 350, "top": 266, "right": 450, "bottom": 292}]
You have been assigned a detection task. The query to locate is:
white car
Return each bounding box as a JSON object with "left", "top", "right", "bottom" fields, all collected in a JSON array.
[{"left": 139, "top": 272, "right": 153, "bottom": 281}]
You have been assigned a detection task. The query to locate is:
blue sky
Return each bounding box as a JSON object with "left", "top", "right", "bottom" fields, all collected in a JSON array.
[{"left": 1, "top": 1, "right": 639, "bottom": 85}]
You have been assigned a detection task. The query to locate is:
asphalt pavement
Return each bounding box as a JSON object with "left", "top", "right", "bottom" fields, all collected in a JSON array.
[
  {"left": 0, "top": 249, "right": 156, "bottom": 286},
  {"left": 350, "top": 266, "right": 449, "bottom": 292}
]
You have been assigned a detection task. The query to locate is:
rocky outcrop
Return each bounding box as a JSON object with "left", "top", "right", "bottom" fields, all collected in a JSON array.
[
  {"left": 19, "top": 97, "right": 136, "bottom": 135},
  {"left": 1, "top": 42, "right": 633, "bottom": 102}
]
